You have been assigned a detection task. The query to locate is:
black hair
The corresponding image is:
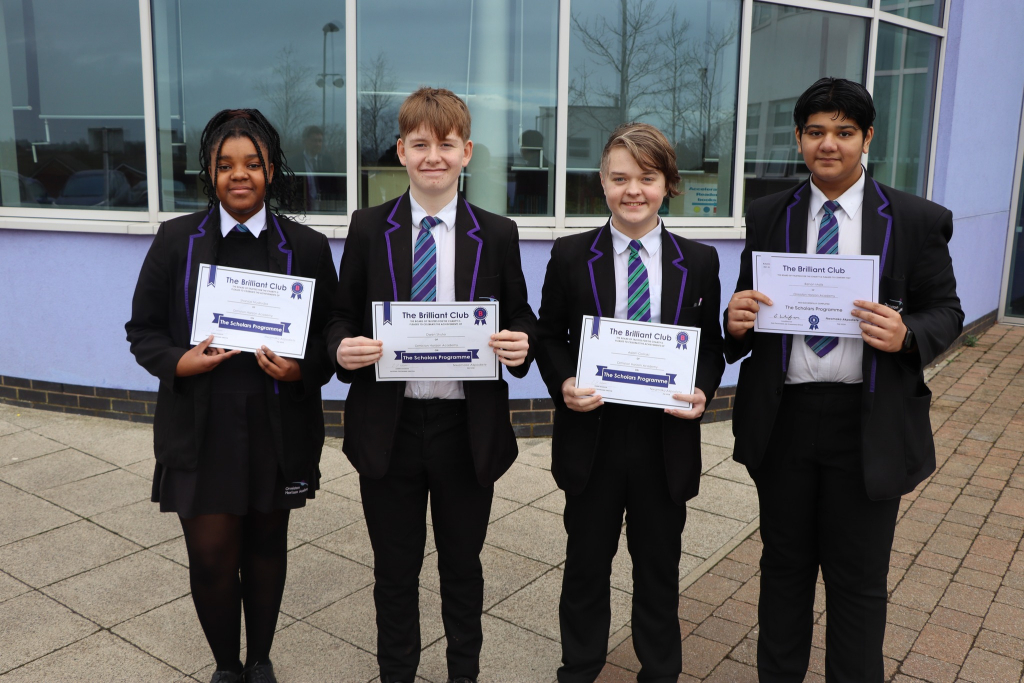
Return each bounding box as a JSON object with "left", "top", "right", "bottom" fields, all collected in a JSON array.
[
  {"left": 197, "top": 108, "right": 301, "bottom": 215},
  {"left": 793, "top": 77, "right": 876, "bottom": 136}
]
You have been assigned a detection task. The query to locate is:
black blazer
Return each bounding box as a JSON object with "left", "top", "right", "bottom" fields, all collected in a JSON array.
[
  {"left": 535, "top": 223, "right": 726, "bottom": 505},
  {"left": 726, "top": 175, "right": 964, "bottom": 500},
  {"left": 125, "top": 207, "right": 339, "bottom": 482},
  {"left": 325, "top": 191, "right": 537, "bottom": 486}
]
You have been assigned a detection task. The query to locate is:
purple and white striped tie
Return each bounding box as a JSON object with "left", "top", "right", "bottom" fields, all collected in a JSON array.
[
  {"left": 627, "top": 240, "right": 652, "bottom": 322},
  {"left": 411, "top": 215, "right": 439, "bottom": 302},
  {"left": 805, "top": 200, "right": 840, "bottom": 357}
]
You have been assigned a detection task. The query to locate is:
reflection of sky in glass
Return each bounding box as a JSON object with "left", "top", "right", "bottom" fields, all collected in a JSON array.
[
  {"left": 155, "top": 0, "right": 346, "bottom": 148},
  {"left": 19, "top": 0, "right": 144, "bottom": 116},
  {"left": 356, "top": 0, "right": 558, "bottom": 138}
]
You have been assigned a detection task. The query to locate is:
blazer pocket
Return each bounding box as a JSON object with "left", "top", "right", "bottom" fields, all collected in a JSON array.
[
  {"left": 904, "top": 387, "right": 932, "bottom": 475},
  {"left": 474, "top": 275, "right": 501, "bottom": 301},
  {"left": 881, "top": 275, "right": 908, "bottom": 312},
  {"left": 675, "top": 305, "right": 702, "bottom": 327}
]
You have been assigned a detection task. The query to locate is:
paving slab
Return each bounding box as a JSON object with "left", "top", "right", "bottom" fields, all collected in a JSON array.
[
  {"left": 0, "top": 631, "right": 180, "bottom": 682},
  {"left": 90, "top": 498, "right": 183, "bottom": 548},
  {"left": 0, "top": 482, "right": 77, "bottom": 548},
  {"left": 0, "top": 448, "right": 114, "bottom": 492},
  {"left": 0, "top": 520, "right": 140, "bottom": 588},
  {"left": 0, "top": 431, "right": 66, "bottom": 464},
  {"left": 42, "top": 550, "right": 189, "bottom": 627},
  {"left": 0, "top": 592, "right": 97, "bottom": 675}
]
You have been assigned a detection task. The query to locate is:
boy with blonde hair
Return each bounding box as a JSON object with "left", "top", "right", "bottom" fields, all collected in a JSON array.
[
  {"left": 536, "top": 122, "right": 725, "bottom": 682},
  {"left": 327, "top": 87, "right": 537, "bottom": 683}
]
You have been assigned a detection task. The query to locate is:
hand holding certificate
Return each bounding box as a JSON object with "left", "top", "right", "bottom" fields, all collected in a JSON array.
[
  {"left": 751, "top": 252, "right": 879, "bottom": 337},
  {"left": 575, "top": 316, "right": 701, "bottom": 411}
]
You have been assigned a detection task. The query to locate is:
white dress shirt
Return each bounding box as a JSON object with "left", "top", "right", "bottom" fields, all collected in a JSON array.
[
  {"left": 785, "top": 171, "right": 866, "bottom": 385},
  {"left": 405, "top": 193, "right": 464, "bottom": 400},
  {"left": 219, "top": 204, "right": 267, "bottom": 238},
  {"left": 609, "top": 219, "right": 663, "bottom": 323}
]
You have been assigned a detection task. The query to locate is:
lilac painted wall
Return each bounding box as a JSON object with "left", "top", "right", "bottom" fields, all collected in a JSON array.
[{"left": 932, "top": 0, "right": 1024, "bottom": 323}]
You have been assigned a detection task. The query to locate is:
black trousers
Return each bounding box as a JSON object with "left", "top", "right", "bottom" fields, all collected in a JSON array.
[
  {"left": 558, "top": 404, "right": 687, "bottom": 683},
  {"left": 752, "top": 383, "right": 899, "bottom": 683},
  {"left": 360, "top": 399, "right": 493, "bottom": 683}
]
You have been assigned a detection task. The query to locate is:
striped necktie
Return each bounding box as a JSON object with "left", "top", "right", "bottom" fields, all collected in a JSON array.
[
  {"left": 627, "top": 240, "right": 652, "bottom": 322},
  {"left": 411, "top": 215, "right": 439, "bottom": 302},
  {"left": 805, "top": 200, "right": 841, "bottom": 357},
  {"left": 231, "top": 223, "right": 251, "bottom": 235}
]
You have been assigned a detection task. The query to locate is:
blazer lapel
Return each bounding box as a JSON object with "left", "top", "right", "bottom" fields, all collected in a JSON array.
[
  {"left": 385, "top": 192, "right": 413, "bottom": 301},
  {"left": 185, "top": 208, "right": 219, "bottom": 334},
  {"left": 265, "top": 212, "right": 292, "bottom": 275},
  {"left": 660, "top": 229, "right": 687, "bottom": 326},
  {"left": 781, "top": 180, "right": 811, "bottom": 255},
  {"left": 861, "top": 173, "right": 895, "bottom": 279},
  {"left": 588, "top": 222, "right": 616, "bottom": 318},
  {"left": 454, "top": 197, "right": 483, "bottom": 302}
]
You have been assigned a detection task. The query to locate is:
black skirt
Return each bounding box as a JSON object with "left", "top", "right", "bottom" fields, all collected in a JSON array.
[{"left": 151, "top": 351, "right": 316, "bottom": 519}]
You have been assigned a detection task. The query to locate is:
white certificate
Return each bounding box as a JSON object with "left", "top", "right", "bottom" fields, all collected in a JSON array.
[
  {"left": 372, "top": 302, "right": 499, "bottom": 381},
  {"left": 752, "top": 252, "right": 879, "bottom": 338},
  {"left": 189, "top": 264, "right": 316, "bottom": 359},
  {"left": 575, "top": 316, "right": 701, "bottom": 410}
]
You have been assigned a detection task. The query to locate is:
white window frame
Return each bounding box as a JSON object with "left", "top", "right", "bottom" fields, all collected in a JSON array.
[{"left": 0, "top": 0, "right": 948, "bottom": 240}]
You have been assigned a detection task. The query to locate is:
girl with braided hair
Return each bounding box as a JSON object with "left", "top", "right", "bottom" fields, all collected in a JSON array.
[{"left": 126, "top": 109, "right": 339, "bottom": 683}]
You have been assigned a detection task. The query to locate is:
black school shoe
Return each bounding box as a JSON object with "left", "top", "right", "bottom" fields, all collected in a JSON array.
[
  {"left": 243, "top": 661, "right": 278, "bottom": 683},
  {"left": 209, "top": 672, "right": 242, "bottom": 683}
]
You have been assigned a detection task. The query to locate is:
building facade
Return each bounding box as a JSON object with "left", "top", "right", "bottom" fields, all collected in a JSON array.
[{"left": 0, "top": 0, "right": 1019, "bottom": 425}]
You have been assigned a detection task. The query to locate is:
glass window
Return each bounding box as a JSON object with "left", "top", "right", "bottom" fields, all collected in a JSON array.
[
  {"left": 356, "top": 0, "right": 559, "bottom": 216},
  {"left": 744, "top": 3, "right": 868, "bottom": 210},
  {"left": 151, "top": 1, "right": 346, "bottom": 214},
  {"left": 0, "top": 0, "right": 145, "bottom": 210},
  {"left": 567, "top": 0, "right": 741, "bottom": 218},
  {"left": 881, "top": 0, "right": 943, "bottom": 28},
  {"left": 868, "top": 23, "right": 939, "bottom": 196}
]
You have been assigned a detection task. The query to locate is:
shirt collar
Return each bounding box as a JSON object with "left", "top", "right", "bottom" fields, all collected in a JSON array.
[
  {"left": 219, "top": 203, "right": 267, "bottom": 238},
  {"left": 609, "top": 219, "right": 663, "bottom": 257},
  {"left": 409, "top": 192, "right": 458, "bottom": 232},
  {"left": 809, "top": 168, "right": 865, "bottom": 222}
]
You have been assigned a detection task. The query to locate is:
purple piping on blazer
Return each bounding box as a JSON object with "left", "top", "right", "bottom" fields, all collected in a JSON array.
[
  {"left": 781, "top": 182, "right": 807, "bottom": 373},
  {"left": 463, "top": 199, "right": 484, "bottom": 302},
  {"left": 184, "top": 209, "right": 214, "bottom": 330},
  {"left": 666, "top": 231, "right": 688, "bottom": 325},
  {"left": 270, "top": 214, "right": 293, "bottom": 396},
  {"left": 587, "top": 226, "right": 606, "bottom": 316},
  {"left": 384, "top": 196, "right": 404, "bottom": 300},
  {"left": 869, "top": 179, "right": 894, "bottom": 393},
  {"left": 271, "top": 214, "right": 293, "bottom": 275}
]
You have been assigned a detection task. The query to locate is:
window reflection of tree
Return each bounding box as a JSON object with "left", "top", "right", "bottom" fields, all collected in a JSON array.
[{"left": 570, "top": 0, "right": 735, "bottom": 169}]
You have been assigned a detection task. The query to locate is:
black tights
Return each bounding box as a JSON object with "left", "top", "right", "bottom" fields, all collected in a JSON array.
[{"left": 180, "top": 509, "right": 290, "bottom": 673}]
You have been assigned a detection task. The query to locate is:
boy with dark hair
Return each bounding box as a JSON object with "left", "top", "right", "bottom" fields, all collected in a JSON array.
[
  {"left": 725, "top": 77, "right": 963, "bottom": 681},
  {"left": 326, "top": 87, "right": 537, "bottom": 683},
  {"left": 536, "top": 122, "right": 725, "bottom": 682}
]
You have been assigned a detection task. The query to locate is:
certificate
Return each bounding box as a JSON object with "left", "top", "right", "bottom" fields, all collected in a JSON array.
[
  {"left": 372, "top": 301, "right": 499, "bottom": 381},
  {"left": 575, "top": 316, "right": 701, "bottom": 410},
  {"left": 189, "top": 264, "right": 316, "bottom": 358},
  {"left": 752, "top": 252, "right": 879, "bottom": 338}
]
